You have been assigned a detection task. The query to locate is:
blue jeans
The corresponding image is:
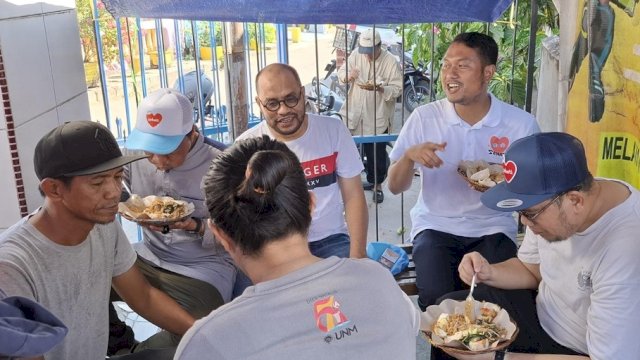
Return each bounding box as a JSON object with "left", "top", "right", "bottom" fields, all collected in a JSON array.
[{"left": 308, "top": 233, "right": 351, "bottom": 259}]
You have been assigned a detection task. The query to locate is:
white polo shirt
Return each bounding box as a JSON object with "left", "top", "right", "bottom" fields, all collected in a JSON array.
[{"left": 389, "top": 94, "right": 540, "bottom": 241}]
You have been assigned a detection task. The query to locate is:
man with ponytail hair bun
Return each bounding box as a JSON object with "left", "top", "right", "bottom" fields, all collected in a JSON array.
[{"left": 174, "top": 136, "right": 420, "bottom": 360}]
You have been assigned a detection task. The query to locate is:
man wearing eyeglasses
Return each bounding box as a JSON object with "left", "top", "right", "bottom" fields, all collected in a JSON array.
[
  {"left": 436, "top": 132, "right": 640, "bottom": 360},
  {"left": 237, "top": 63, "right": 368, "bottom": 260}
]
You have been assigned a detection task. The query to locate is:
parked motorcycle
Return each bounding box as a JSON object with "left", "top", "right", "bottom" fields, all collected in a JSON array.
[
  {"left": 305, "top": 60, "right": 344, "bottom": 120},
  {"left": 403, "top": 59, "right": 435, "bottom": 113},
  {"left": 393, "top": 47, "right": 436, "bottom": 113}
]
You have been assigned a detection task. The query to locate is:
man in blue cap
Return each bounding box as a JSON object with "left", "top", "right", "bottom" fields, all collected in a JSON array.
[{"left": 436, "top": 132, "right": 640, "bottom": 360}]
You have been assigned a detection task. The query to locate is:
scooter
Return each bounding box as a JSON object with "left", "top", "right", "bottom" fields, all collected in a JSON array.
[
  {"left": 398, "top": 49, "right": 436, "bottom": 113},
  {"left": 304, "top": 60, "right": 345, "bottom": 120}
]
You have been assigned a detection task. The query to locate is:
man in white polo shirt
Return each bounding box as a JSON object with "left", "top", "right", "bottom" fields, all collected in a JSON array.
[{"left": 387, "top": 32, "right": 539, "bottom": 311}]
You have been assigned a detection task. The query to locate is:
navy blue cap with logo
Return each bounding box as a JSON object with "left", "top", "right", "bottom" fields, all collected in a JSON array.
[{"left": 481, "top": 132, "right": 590, "bottom": 212}]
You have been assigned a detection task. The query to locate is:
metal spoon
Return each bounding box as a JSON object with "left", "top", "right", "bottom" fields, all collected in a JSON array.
[{"left": 465, "top": 272, "right": 477, "bottom": 323}]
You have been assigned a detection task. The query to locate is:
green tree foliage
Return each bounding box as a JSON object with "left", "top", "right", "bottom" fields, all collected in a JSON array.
[
  {"left": 76, "top": 0, "right": 119, "bottom": 64},
  {"left": 403, "top": 0, "right": 559, "bottom": 107}
]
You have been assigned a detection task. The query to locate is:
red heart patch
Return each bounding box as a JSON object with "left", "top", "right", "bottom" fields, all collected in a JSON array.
[
  {"left": 490, "top": 136, "right": 509, "bottom": 152},
  {"left": 503, "top": 160, "right": 517, "bottom": 183},
  {"left": 146, "top": 113, "right": 163, "bottom": 127}
]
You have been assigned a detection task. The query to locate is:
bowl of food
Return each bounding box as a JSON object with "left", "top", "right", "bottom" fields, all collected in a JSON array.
[
  {"left": 118, "top": 194, "right": 195, "bottom": 225},
  {"left": 357, "top": 80, "right": 383, "bottom": 91},
  {"left": 458, "top": 160, "right": 505, "bottom": 192},
  {"left": 421, "top": 299, "right": 518, "bottom": 355}
]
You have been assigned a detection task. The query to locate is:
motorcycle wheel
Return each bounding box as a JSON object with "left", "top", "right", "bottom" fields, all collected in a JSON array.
[{"left": 403, "top": 79, "right": 431, "bottom": 113}]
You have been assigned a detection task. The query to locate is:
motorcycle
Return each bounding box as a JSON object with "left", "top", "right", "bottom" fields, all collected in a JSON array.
[
  {"left": 393, "top": 47, "right": 436, "bottom": 113},
  {"left": 304, "top": 60, "right": 345, "bottom": 120}
]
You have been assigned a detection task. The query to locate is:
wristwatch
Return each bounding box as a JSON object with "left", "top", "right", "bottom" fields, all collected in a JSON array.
[
  {"left": 494, "top": 350, "right": 507, "bottom": 360},
  {"left": 188, "top": 217, "right": 203, "bottom": 235}
]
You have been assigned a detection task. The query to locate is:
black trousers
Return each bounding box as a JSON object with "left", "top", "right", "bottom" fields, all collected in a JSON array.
[
  {"left": 412, "top": 229, "right": 517, "bottom": 310},
  {"left": 430, "top": 285, "right": 585, "bottom": 359},
  {"left": 363, "top": 141, "right": 389, "bottom": 185}
]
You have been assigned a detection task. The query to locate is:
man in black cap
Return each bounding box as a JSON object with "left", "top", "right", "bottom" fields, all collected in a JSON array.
[
  {"left": 435, "top": 132, "right": 640, "bottom": 360},
  {"left": 0, "top": 121, "right": 195, "bottom": 360}
]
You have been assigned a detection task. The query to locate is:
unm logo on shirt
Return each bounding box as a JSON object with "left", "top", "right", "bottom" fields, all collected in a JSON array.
[
  {"left": 313, "top": 295, "right": 358, "bottom": 344},
  {"left": 577, "top": 270, "right": 592, "bottom": 291},
  {"left": 300, "top": 152, "right": 338, "bottom": 190},
  {"left": 488, "top": 136, "right": 510, "bottom": 156}
]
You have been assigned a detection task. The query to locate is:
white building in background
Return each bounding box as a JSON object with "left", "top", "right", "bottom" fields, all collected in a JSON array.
[{"left": 0, "top": 0, "right": 91, "bottom": 231}]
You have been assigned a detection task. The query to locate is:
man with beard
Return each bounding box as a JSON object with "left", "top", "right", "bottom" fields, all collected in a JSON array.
[
  {"left": 0, "top": 121, "right": 195, "bottom": 360},
  {"left": 436, "top": 132, "right": 640, "bottom": 360},
  {"left": 237, "top": 63, "right": 367, "bottom": 259},
  {"left": 387, "top": 32, "right": 540, "bottom": 311}
]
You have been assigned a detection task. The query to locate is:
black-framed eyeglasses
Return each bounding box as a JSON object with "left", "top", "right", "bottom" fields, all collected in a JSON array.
[
  {"left": 518, "top": 184, "right": 582, "bottom": 222},
  {"left": 518, "top": 193, "right": 564, "bottom": 222},
  {"left": 257, "top": 89, "right": 303, "bottom": 112}
]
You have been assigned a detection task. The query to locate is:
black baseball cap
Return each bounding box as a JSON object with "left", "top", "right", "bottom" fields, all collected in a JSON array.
[{"left": 34, "top": 121, "right": 146, "bottom": 180}]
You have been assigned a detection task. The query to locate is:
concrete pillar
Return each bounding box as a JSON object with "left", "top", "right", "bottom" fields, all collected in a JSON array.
[{"left": 0, "top": 1, "right": 90, "bottom": 231}]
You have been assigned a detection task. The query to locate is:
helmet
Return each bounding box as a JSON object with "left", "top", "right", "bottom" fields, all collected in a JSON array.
[{"left": 172, "top": 71, "right": 214, "bottom": 109}]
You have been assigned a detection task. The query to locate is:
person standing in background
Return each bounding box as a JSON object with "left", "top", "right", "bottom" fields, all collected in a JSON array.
[{"left": 339, "top": 28, "right": 403, "bottom": 203}]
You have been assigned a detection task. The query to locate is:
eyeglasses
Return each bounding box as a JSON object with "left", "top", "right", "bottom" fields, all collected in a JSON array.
[
  {"left": 258, "top": 89, "right": 303, "bottom": 112},
  {"left": 518, "top": 192, "right": 565, "bottom": 222},
  {"left": 518, "top": 185, "right": 583, "bottom": 222}
]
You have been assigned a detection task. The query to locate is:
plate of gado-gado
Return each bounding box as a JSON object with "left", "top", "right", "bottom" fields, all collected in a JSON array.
[
  {"left": 458, "top": 160, "right": 505, "bottom": 192},
  {"left": 421, "top": 298, "right": 518, "bottom": 355},
  {"left": 118, "top": 195, "right": 195, "bottom": 225}
]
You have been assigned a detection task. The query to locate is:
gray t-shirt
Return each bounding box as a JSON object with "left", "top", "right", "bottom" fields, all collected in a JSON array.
[
  {"left": 125, "top": 135, "right": 236, "bottom": 301},
  {"left": 175, "top": 257, "right": 420, "bottom": 359},
  {"left": 0, "top": 217, "right": 136, "bottom": 360}
]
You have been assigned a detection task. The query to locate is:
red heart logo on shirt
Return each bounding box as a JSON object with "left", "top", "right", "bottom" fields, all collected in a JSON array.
[
  {"left": 146, "top": 113, "right": 163, "bottom": 127},
  {"left": 490, "top": 136, "right": 510, "bottom": 152},
  {"left": 503, "top": 161, "right": 517, "bottom": 183}
]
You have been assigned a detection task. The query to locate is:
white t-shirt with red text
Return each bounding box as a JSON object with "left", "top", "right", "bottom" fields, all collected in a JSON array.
[{"left": 237, "top": 114, "right": 364, "bottom": 242}]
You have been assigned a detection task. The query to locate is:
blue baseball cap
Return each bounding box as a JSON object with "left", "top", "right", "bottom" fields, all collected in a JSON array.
[
  {"left": 0, "top": 296, "right": 68, "bottom": 357},
  {"left": 126, "top": 88, "right": 194, "bottom": 155},
  {"left": 481, "top": 132, "right": 590, "bottom": 211}
]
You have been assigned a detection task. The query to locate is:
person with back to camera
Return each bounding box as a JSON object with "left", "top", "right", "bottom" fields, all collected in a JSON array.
[
  {"left": 434, "top": 132, "right": 640, "bottom": 360},
  {"left": 387, "top": 32, "right": 540, "bottom": 311},
  {"left": 173, "top": 135, "right": 420, "bottom": 360},
  {"left": 237, "top": 63, "right": 368, "bottom": 259},
  {"left": 107, "top": 88, "right": 237, "bottom": 354}
]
